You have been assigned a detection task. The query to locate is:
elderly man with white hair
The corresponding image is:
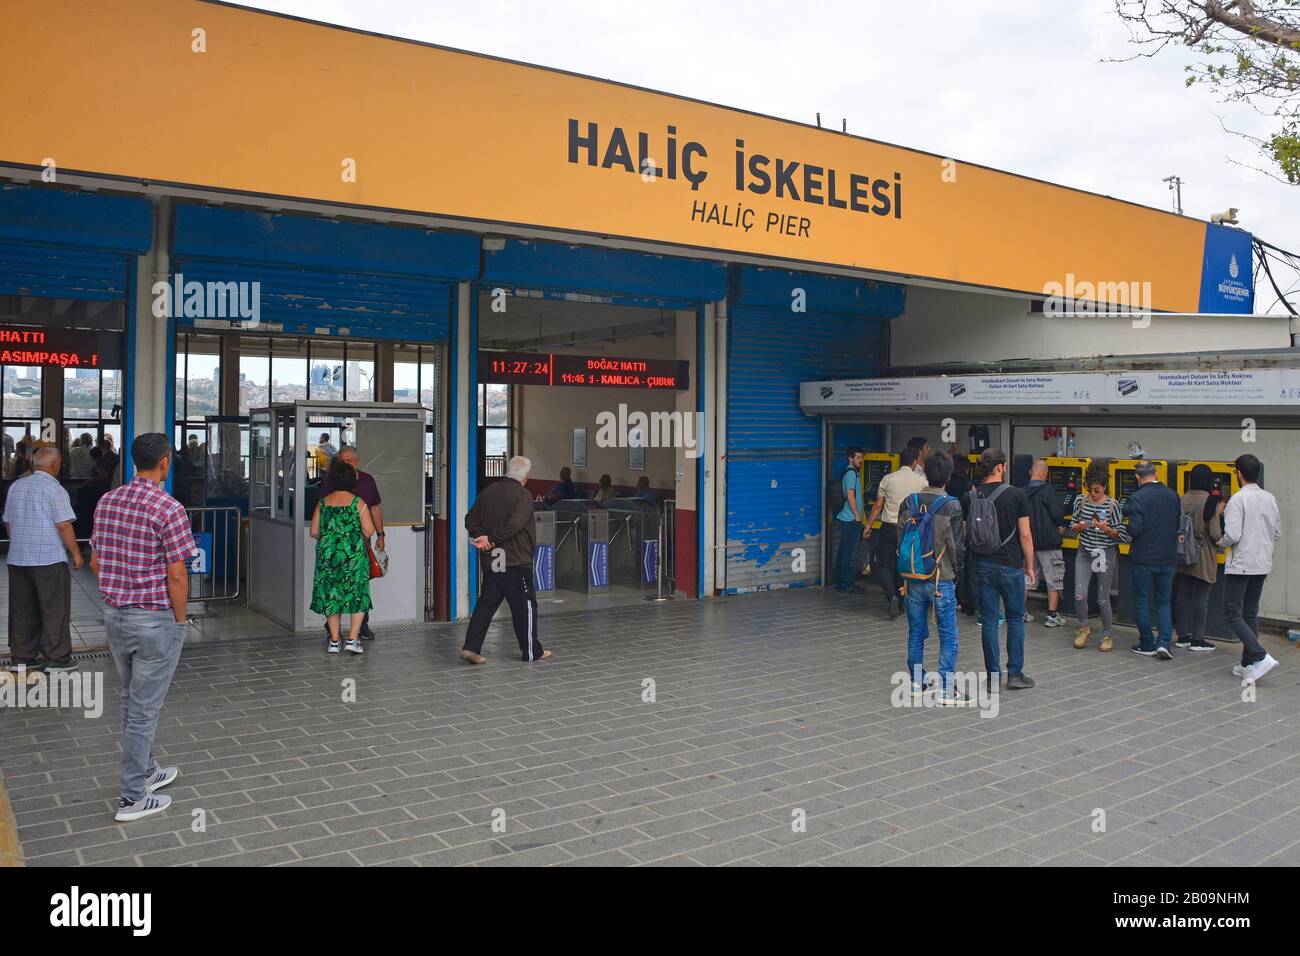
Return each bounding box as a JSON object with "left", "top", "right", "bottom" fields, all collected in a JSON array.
[
  {"left": 460, "top": 455, "right": 552, "bottom": 664},
  {"left": 3, "top": 444, "right": 83, "bottom": 672}
]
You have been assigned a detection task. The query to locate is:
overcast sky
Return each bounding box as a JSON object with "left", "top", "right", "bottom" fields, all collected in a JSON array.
[{"left": 248, "top": 0, "right": 1297, "bottom": 312}]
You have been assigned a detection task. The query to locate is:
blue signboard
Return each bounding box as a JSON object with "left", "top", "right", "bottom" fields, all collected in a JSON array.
[
  {"left": 641, "top": 539, "right": 658, "bottom": 585},
  {"left": 1197, "top": 223, "right": 1254, "bottom": 314},
  {"left": 588, "top": 540, "right": 609, "bottom": 590},
  {"left": 533, "top": 544, "right": 555, "bottom": 593},
  {"left": 187, "top": 531, "right": 212, "bottom": 575}
]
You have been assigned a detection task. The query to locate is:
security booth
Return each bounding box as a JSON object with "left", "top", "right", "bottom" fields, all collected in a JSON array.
[
  {"left": 552, "top": 499, "right": 609, "bottom": 594},
  {"left": 248, "top": 401, "right": 430, "bottom": 631}
]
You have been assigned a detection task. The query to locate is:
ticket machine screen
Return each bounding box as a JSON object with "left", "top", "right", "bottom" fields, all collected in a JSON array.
[{"left": 1047, "top": 466, "right": 1083, "bottom": 516}]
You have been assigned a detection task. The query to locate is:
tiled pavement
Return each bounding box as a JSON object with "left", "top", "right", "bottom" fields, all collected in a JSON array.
[
  {"left": 2, "top": 587, "right": 1298, "bottom": 867},
  {"left": 0, "top": 559, "right": 292, "bottom": 658}
]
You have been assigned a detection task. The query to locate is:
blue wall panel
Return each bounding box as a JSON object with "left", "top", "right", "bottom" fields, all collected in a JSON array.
[{"left": 725, "top": 266, "right": 904, "bottom": 593}]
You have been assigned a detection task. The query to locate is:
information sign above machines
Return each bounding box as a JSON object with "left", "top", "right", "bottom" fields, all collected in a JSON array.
[{"left": 801, "top": 368, "right": 1300, "bottom": 410}]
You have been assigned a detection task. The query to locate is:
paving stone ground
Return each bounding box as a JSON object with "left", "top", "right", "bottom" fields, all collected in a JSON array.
[{"left": 2, "top": 587, "right": 1299, "bottom": 867}]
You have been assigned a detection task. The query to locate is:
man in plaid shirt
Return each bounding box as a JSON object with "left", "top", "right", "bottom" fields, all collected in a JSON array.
[{"left": 90, "top": 433, "right": 196, "bottom": 823}]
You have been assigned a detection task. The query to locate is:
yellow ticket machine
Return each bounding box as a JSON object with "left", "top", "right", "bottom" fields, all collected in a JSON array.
[
  {"left": 1043, "top": 456, "right": 1091, "bottom": 549},
  {"left": 1108, "top": 459, "right": 1169, "bottom": 556},
  {"left": 1175, "top": 461, "right": 1240, "bottom": 566},
  {"left": 860, "top": 452, "right": 899, "bottom": 530}
]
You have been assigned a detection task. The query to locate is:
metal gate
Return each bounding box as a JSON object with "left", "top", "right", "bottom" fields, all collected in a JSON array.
[{"left": 184, "top": 506, "right": 242, "bottom": 603}]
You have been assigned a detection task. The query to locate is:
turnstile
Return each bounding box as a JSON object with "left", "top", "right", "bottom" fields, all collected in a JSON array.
[
  {"left": 553, "top": 500, "right": 609, "bottom": 593},
  {"left": 606, "top": 499, "right": 660, "bottom": 589},
  {"left": 532, "top": 510, "right": 556, "bottom": 597}
]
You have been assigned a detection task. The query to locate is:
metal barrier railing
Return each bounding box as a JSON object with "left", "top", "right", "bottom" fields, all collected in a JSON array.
[
  {"left": 646, "top": 498, "right": 676, "bottom": 602},
  {"left": 483, "top": 455, "right": 508, "bottom": 478},
  {"left": 184, "top": 506, "right": 243, "bottom": 603},
  {"left": 662, "top": 498, "right": 676, "bottom": 593}
]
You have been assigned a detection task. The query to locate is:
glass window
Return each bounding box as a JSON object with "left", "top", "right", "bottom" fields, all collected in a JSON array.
[
  {"left": 271, "top": 338, "right": 308, "bottom": 404},
  {"left": 4, "top": 365, "right": 41, "bottom": 418},
  {"left": 394, "top": 344, "right": 420, "bottom": 404},
  {"left": 176, "top": 334, "right": 221, "bottom": 422},
  {"left": 101, "top": 368, "right": 123, "bottom": 421},
  {"left": 3, "top": 421, "right": 40, "bottom": 479},
  {"left": 346, "top": 342, "right": 375, "bottom": 402},
  {"left": 421, "top": 354, "right": 438, "bottom": 409},
  {"left": 63, "top": 369, "right": 100, "bottom": 420},
  {"left": 238, "top": 337, "right": 271, "bottom": 415},
  {"left": 483, "top": 383, "right": 509, "bottom": 426},
  {"left": 309, "top": 341, "right": 344, "bottom": 402}
]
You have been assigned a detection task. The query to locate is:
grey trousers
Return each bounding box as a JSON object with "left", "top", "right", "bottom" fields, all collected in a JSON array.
[
  {"left": 104, "top": 607, "right": 185, "bottom": 802},
  {"left": 7, "top": 562, "right": 72, "bottom": 664}
]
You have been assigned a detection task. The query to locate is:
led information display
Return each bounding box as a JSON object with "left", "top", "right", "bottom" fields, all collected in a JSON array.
[
  {"left": 479, "top": 351, "right": 689, "bottom": 390},
  {"left": 0, "top": 326, "right": 124, "bottom": 370}
]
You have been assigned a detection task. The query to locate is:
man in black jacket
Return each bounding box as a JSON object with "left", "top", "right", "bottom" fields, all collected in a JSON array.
[
  {"left": 1125, "top": 460, "right": 1182, "bottom": 659},
  {"left": 1025, "top": 460, "right": 1067, "bottom": 628},
  {"left": 461, "top": 455, "right": 553, "bottom": 664}
]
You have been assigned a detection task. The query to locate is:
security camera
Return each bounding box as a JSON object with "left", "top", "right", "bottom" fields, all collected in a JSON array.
[{"left": 1210, "top": 208, "right": 1239, "bottom": 225}]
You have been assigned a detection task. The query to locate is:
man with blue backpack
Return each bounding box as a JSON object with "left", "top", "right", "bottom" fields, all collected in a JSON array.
[{"left": 897, "top": 451, "right": 966, "bottom": 703}]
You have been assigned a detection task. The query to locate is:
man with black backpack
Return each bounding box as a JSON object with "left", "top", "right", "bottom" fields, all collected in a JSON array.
[
  {"left": 897, "top": 451, "right": 965, "bottom": 703},
  {"left": 1025, "top": 459, "right": 1067, "bottom": 628},
  {"left": 831, "top": 447, "right": 866, "bottom": 592},
  {"left": 965, "top": 448, "right": 1036, "bottom": 690}
]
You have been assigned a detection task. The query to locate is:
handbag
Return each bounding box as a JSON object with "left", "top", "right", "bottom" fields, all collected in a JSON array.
[
  {"left": 853, "top": 533, "right": 873, "bottom": 577},
  {"left": 365, "top": 538, "right": 387, "bottom": 579}
]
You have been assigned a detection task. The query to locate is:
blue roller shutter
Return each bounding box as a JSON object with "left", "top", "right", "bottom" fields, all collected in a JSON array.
[
  {"left": 726, "top": 266, "right": 905, "bottom": 593},
  {"left": 171, "top": 205, "right": 479, "bottom": 341},
  {"left": 481, "top": 239, "right": 727, "bottom": 307},
  {"left": 0, "top": 184, "right": 152, "bottom": 301}
]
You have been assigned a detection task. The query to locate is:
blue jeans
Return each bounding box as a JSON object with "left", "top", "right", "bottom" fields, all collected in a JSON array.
[
  {"left": 975, "top": 559, "right": 1026, "bottom": 676},
  {"left": 104, "top": 607, "right": 186, "bottom": 802},
  {"left": 835, "top": 518, "right": 859, "bottom": 590},
  {"left": 1130, "top": 563, "right": 1175, "bottom": 651},
  {"left": 905, "top": 578, "right": 958, "bottom": 693}
]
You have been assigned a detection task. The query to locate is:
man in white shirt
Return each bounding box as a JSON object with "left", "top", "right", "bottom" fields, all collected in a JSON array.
[
  {"left": 865, "top": 446, "right": 927, "bottom": 618},
  {"left": 1218, "top": 453, "right": 1281, "bottom": 682}
]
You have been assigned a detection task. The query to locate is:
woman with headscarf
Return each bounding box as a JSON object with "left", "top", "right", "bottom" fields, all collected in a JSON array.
[{"left": 1174, "top": 464, "right": 1225, "bottom": 652}]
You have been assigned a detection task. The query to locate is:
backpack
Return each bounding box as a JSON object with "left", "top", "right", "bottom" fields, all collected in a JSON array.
[
  {"left": 897, "top": 493, "right": 953, "bottom": 581},
  {"left": 827, "top": 466, "right": 853, "bottom": 516},
  {"left": 1177, "top": 511, "right": 1200, "bottom": 565},
  {"left": 968, "top": 484, "right": 1016, "bottom": 556}
]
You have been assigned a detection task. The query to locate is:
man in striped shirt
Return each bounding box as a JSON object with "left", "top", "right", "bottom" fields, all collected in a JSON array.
[{"left": 89, "top": 434, "right": 196, "bottom": 823}]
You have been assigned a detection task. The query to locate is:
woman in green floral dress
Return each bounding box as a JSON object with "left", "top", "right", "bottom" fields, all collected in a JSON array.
[{"left": 310, "top": 461, "right": 376, "bottom": 654}]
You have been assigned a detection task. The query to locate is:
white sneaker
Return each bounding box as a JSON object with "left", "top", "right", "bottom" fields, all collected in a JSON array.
[
  {"left": 1023, "top": 612, "right": 1035, "bottom": 623},
  {"left": 1232, "top": 663, "right": 1246, "bottom": 678},
  {"left": 1245, "top": 655, "right": 1279, "bottom": 682},
  {"left": 115, "top": 793, "right": 171, "bottom": 822},
  {"left": 1043, "top": 613, "right": 1065, "bottom": 628},
  {"left": 145, "top": 767, "right": 179, "bottom": 792}
]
